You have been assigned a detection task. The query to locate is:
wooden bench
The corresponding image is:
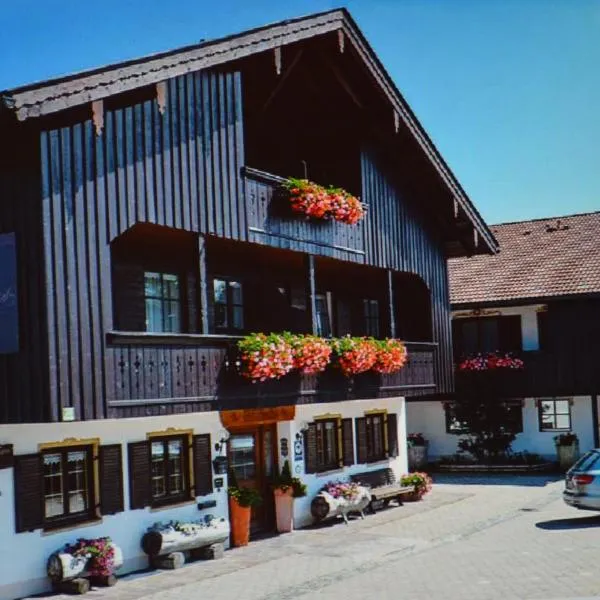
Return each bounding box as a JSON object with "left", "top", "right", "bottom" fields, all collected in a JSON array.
[{"left": 350, "top": 468, "right": 414, "bottom": 513}]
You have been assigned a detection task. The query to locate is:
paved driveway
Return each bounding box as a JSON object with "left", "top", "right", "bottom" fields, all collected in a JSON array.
[{"left": 42, "top": 473, "right": 600, "bottom": 600}]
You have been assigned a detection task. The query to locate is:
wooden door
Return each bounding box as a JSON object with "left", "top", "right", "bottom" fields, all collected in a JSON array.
[{"left": 228, "top": 424, "right": 277, "bottom": 533}]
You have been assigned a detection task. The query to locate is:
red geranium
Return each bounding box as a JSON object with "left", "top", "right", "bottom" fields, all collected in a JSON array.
[
  {"left": 288, "top": 334, "right": 332, "bottom": 375},
  {"left": 373, "top": 339, "right": 408, "bottom": 374},
  {"left": 238, "top": 333, "right": 294, "bottom": 382},
  {"left": 331, "top": 336, "right": 378, "bottom": 376},
  {"left": 458, "top": 352, "right": 524, "bottom": 371}
]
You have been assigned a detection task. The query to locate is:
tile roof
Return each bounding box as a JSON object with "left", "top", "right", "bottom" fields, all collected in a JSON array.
[{"left": 449, "top": 211, "right": 600, "bottom": 306}]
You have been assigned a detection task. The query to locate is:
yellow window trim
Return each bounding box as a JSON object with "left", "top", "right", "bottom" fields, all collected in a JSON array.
[
  {"left": 363, "top": 409, "right": 389, "bottom": 456},
  {"left": 146, "top": 427, "right": 195, "bottom": 498},
  {"left": 313, "top": 413, "right": 343, "bottom": 469},
  {"left": 38, "top": 437, "right": 101, "bottom": 521}
]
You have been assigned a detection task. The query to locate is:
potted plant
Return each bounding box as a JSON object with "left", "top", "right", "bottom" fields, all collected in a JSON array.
[
  {"left": 555, "top": 432, "right": 579, "bottom": 471},
  {"left": 227, "top": 469, "right": 262, "bottom": 547},
  {"left": 400, "top": 472, "right": 433, "bottom": 501},
  {"left": 272, "top": 460, "right": 295, "bottom": 533},
  {"left": 407, "top": 433, "right": 429, "bottom": 470}
]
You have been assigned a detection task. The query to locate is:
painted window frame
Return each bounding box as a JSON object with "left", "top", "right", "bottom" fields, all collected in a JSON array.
[
  {"left": 314, "top": 414, "right": 342, "bottom": 472},
  {"left": 143, "top": 271, "right": 182, "bottom": 333},
  {"left": 212, "top": 276, "right": 245, "bottom": 333},
  {"left": 147, "top": 429, "right": 193, "bottom": 508},
  {"left": 538, "top": 398, "right": 572, "bottom": 432},
  {"left": 39, "top": 438, "right": 100, "bottom": 530},
  {"left": 363, "top": 299, "right": 380, "bottom": 338},
  {"left": 363, "top": 409, "right": 388, "bottom": 462}
]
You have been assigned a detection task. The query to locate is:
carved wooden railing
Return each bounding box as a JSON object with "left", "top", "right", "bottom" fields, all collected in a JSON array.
[
  {"left": 105, "top": 333, "right": 437, "bottom": 416},
  {"left": 243, "top": 166, "right": 367, "bottom": 258}
]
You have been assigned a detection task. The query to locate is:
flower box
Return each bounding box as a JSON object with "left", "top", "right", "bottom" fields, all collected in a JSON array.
[{"left": 310, "top": 481, "right": 371, "bottom": 525}]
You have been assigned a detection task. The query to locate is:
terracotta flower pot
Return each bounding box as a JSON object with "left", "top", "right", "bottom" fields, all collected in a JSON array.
[
  {"left": 229, "top": 497, "right": 251, "bottom": 547},
  {"left": 274, "top": 488, "right": 294, "bottom": 533}
]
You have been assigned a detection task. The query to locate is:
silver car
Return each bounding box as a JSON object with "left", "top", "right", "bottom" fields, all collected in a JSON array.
[{"left": 563, "top": 449, "right": 600, "bottom": 510}]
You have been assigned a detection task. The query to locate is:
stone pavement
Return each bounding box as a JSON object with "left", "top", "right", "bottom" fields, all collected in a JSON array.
[{"left": 37, "top": 474, "right": 600, "bottom": 600}]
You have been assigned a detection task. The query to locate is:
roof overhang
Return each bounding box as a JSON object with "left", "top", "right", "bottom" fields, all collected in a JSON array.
[{"left": 1, "top": 8, "right": 498, "bottom": 256}]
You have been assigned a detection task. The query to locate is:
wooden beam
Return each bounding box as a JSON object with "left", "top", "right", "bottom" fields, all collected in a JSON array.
[
  {"left": 338, "top": 29, "right": 345, "bottom": 53},
  {"left": 274, "top": 46, "right": 282, "bottom": 75},
  {"left": 156, "top": 81, "right": 167, "bottom": 115},
  {"left": 320, "top": 53, "right": 363, "bottom": 109},
  {"left": 198, "top": 236, "right": 209, "bottom": 333},
  {"left": 262, "top": 48, "right": 304, "bottom": 112},
  {"left": 387, "top": 270, "right": 396, "bottom": 338},
  {"left": 91, "top": 100, "right": 104, "bottom": 135},
  {"left": 394, "top": 110, "right": 400, "bottom": 133},
  {"left": 306, "top": 255, "right": 318, "bottom": 335}
]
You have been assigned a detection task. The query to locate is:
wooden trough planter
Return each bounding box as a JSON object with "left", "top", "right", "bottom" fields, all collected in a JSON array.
[
  {"left": 310, "top": 485, "right": 371, "bottom": 525},
  {"left": 141, "top": 516, "right": 230, "bottom": 569},
  {"left": 47, "top": 539, "right": 123, "bottom": 595}
]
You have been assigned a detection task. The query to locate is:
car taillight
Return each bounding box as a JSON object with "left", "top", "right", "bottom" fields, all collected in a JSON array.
[{"left": 574, "top": 474, "right": 595, "bottom": 485}]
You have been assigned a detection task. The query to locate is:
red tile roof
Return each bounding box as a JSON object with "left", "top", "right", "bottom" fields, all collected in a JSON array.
[{"left": 449, "top": 211, "right": 600, "bottom": 306}]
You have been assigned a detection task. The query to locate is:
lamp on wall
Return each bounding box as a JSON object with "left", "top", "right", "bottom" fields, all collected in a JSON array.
[
  {"left": 295, "top": 421, "right": 309, "bottom": 441},
  {"left": 212, "top": 430, "right": 230, "bottom": 475}
]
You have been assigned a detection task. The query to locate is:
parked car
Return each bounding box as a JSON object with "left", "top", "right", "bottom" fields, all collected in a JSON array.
[{"left": 563, "top": 449, "right": 600, "bottom": 510}]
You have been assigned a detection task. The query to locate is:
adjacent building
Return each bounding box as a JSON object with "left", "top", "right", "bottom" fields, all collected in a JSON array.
[
  {"left": 408, "top": 212, "right": 600, "bottom": 460},
  {"left": 0, "top": 9, "right": 495, "bottom": 599}
]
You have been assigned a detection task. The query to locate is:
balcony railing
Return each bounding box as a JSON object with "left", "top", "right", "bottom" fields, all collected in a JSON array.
[
  {"left": 243, "top": 166, "right": 367, "bottom": 258},
  {"left": 105, "top": 333, "right": 437, "bottom": 417}
]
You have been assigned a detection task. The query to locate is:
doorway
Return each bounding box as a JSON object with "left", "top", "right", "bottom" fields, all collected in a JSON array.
[{"left": 228, "top": 424, "right": 277, "bottom": 533}]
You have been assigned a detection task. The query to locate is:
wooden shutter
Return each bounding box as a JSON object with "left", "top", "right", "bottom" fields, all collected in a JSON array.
[
  {"left": 99, "top": 444, "right": 124, "bottom": 515},
  {"left": 14, "top": 453, "right": 43, "bottom": 533},
  {"left": 387, "top": 413, "right": 399, "bottom": 458},
  {"left": 304, "top": 423, "right": 318, "bottom": 474},
  {"left": 355, "top": 417, "right": 368, "bottom": 464},
  {"left": 341, "top": 418, "right": 354, "bottom": 466},
  {"left": 193, "top": 434, "right": 213, "bottom": 496},
  {"left": 112, "top": 262, "right": 145, "bottom": 331},
  {"left": 500, "top": 315, "right": 522, "bottom": 352},
  {"left": 128, "top": 441, "right": 150, "bottom": 510}
]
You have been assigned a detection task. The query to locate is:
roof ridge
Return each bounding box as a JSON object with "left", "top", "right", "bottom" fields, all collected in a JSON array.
[{"left": 491, "top": 209, "right": 600, "bottom": 228}]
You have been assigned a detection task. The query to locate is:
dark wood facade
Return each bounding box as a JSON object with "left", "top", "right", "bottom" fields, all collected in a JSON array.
[{"left": 0, "top": 16, "right": 496, "bottom": 424}]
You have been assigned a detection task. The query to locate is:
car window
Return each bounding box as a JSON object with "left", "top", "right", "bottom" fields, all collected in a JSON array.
[{"left": 571, "top": 451, "right": 600, "bottom": 472}]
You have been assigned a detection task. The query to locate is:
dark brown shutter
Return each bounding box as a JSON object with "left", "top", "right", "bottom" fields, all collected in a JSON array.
[
  {"left": 341, "top": 418, "right": 354, "bottom": 466},
  {"left": 193, "top": 434, "right": 213, "bottom": 496},
  {"left": 99, "top": 444, "right": 124, "bottom": 515},
  {"left": 355, "top": 417, "right": 368, "bottom": 464},
  {"left": 112, "top": 262, "right": 145, "bottom": 331},
  {"left": 128, "top": 441, "right": 151, "bottom": 510},
  {"left": 14, "top": 453, "right": 43, "bottom": 533},
  {"left": 500, "top": 315, "right": 522, "bottom": 352},
  {"left": 304, "top": 423, "right": 318, "bottom": 474},
  {"left": 387, "top": 413, "right": 399, "bottom": 458}
]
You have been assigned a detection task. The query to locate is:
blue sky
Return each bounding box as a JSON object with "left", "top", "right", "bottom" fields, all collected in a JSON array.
[{"left": 1, "top": 0, "right": 598, "bottom": 224}]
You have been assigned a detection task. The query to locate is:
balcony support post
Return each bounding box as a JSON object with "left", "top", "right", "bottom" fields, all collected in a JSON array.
[
  {"left": 198, "top": 235, "right": 209, "bottom": 334},
  {"left": 306, "top": 255, "right": 318, "bottom": 335},
  {"left": 387, "top": 270, "right": 396, "bottom": 338}
]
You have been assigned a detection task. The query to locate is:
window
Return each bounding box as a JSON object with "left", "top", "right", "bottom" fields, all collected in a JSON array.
[
  {"left": 364, "top": 412, "right": 387, "bottom": 462},
  {"left": 42, "top": 445, "right": 95, "bottom": 526},
  {"left": 453, "top": 315, "right": 522, "bottom": 357},
  {"left": 150, "top": 436, "right": 189, "bottom": 505},
  {"left": 315, "top": 418, "right": 340, "bottom": 471},
  {"left": 363, "top": 299, "right": 380, "bottom": 338},
  {"left": 539, "top": 398, "right": 572, "bottom": 431},
  {"left": 213, "top": 278, "right": 244, "bottom": 332},
  {"left": 315, "top": 293, "right": 332, "bottom": 338},
  {"left": 144, "top": 272, "right": 181, "bottom": 333},
  {"left": 445, "top": 402, "right": 523, "bottom": 435}
]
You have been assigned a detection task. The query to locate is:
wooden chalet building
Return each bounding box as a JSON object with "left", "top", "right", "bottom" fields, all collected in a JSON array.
[
  {"left": 408, "top": 211, "right": 600, "bottom": 460},
  {"left": 0, "top": 9, "right": 495, "bottom": 598}
]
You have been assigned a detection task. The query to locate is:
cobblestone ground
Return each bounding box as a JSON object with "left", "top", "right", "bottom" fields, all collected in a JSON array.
[{"left": 41, "top": 474, "right": 600, "bottom": 600}]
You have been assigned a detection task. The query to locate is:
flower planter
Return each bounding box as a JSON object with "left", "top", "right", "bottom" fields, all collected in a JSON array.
[
  {"left": 310, "top": 485, "right": 371, "bottom": 525},
  {"left": 141, "top": 517, "right": 230, "bottom": 562},
  {"left": 557, "top": 442, "right": 579, "bottom": 471},
  {"left": 229, "top": 497, "right": 251, "bottom": 547},
  {"left": 274, "top": 488, "right": 294, "bottom": 533},
  {"left": 408, "top": 445, "right": 428, "bottom": 470}
]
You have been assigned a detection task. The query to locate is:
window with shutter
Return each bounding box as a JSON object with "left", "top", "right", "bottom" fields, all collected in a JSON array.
[
  {"left": 312, "top": 416, "right": 342, "bottom": 471},
  {"left": 128, "top": 441, "right": 151, "bottom": 510},
  {"left": 193, "top": 434, "right": 213, "bottom": 496},
  {"left": 14, "top": 453, "right": 43, "bottom": 533},
  {"left": 304, "top": 423, "right": 318, "bottom": 474},
  {"left": 356, "top": 411, "right": 388, "bottom": 463},
  {"left": 99, "top": 444, "right": 124, "bottom": 515},
  {"left": 387, "top": 413, "right": 399, "bottom": 458},
  {"left": 341, "top": 419, "right": 354, "bottom": 466},
  {"left": 355, "top": 417, "right": 368, "bottom": 464}
]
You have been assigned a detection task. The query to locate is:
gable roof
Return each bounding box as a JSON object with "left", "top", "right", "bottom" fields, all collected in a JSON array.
[
  {"left": 0, "top": 8, "right": 497, "bottom": 256},
  {"left": 449, "top": 211, "right": 600, "bottom": 307}
]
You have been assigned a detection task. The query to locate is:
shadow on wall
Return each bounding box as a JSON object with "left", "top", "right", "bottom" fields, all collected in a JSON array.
[{"left": 432, "top": 473, "right": 563, "bottom": 488}]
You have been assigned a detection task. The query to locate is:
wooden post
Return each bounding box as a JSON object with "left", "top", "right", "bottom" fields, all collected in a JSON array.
[
  {"left": 198, "top": 235, "right": 209, "bottom": 333},
  {"left": 387, "top": 270, "right": 396, "bottom": 338},
  {"left": 306, "top": 255, "right": 318, "bottom": 335}
]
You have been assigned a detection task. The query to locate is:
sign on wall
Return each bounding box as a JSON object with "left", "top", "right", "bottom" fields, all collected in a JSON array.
[{"left": 0, "top": 233, "right": 18, "bottom": 354}]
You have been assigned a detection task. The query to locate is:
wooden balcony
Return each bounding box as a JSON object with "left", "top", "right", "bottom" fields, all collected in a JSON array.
[
  {"left": 455, "top": 350, "right": 600, "bottom": 399},
  {"left": 243, "top": 167, "right": 367, "bottom": 260},
  {"left": 105, "top": 333, "right": 437, "bottom": 418}
]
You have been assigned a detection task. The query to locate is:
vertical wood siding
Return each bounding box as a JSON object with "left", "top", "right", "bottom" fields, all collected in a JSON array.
[
  {"left": 361, "top": 151, "right": 454, "bottom": 395},
  {"left": 39, "top": 70, "right": 244, "bottom": 421}
]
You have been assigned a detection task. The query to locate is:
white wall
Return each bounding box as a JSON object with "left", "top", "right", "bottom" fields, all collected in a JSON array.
[
  {"left": 406, "top": 396, "right": 596, "bottom": 461},
  {"left": 0, "top": 412, "right": 227, "bottom": 600},
  {"left": 276, "top": 397, "right": 408, "bottom": 529},
  {"left": 452, "top": 304, "right": 546, "bottom": 351}
]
